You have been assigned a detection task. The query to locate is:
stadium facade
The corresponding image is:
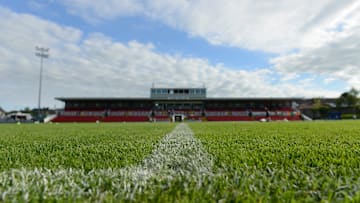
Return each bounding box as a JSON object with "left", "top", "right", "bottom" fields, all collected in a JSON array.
[{"left": 52, "top": 87, "right": 302, "bottom": 122}]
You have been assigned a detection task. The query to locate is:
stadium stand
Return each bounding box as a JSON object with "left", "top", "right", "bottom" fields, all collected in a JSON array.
[{"left": 52, "top": 87, "right": 301, "bottom": 122}]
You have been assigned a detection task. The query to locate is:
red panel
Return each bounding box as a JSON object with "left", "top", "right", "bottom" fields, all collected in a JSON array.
[
  {"left": 206, "top": 116, "right": 254, "bottom": 121},
  {"left": 52, "top": 116, "right": 150, "bottom": 122},
  {"left": 152, "top": 116, "right": 170, "bottom": 121},
  {"left": 206, "top": 115, "right": 301, "bottom": 121},
  {"left": 52, "top": 116, "right": 101, "bottom": 122},
  {"left": 102, "top": 116, "right": 149, "bottom": 122},
  {"left": 51, "top": 111, "right": 301, "bottom": 123},
  {"left": 186, "top": 116, "right": 203, "bottom": 120}
]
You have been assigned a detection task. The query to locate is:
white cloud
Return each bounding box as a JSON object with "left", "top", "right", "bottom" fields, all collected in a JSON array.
[
  {"left": 59, "top": 0, "right": 359, "bottom": 53},
  {"left": 61, "top": 0, "right": 143, "bottom": 24},
  {"left": 271, "top": 7, "right": 360, "bottom": 89},
  {"left": 0, "top": 7, "right": 340, "bottom": 110},
  {"left": 56, "top": 0, "right": 360, "bottom": 90}
]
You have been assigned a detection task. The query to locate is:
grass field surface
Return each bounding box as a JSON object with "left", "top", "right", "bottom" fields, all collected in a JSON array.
[
  {"left": 1, "top": 121, "right": 360, "bottom": 202},
  {"left": 0, "top": 123, "right": 175, "bottom": 170}
]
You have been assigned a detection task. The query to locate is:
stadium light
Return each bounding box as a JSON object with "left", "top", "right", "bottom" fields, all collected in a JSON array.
[{"left": 35, "top": 46, "right": 50, "bottom": 122}]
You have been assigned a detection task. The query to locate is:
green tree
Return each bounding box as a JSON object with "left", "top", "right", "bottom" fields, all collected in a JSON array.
[
  {"left": 22, "top": 107, "right": 31, "bottom": 113},
  {"left": 336, "top": 88, "right": 359, "bottom": 115},
  {"left": 312, "top": 98, "right": 329, "bottom": 119}
]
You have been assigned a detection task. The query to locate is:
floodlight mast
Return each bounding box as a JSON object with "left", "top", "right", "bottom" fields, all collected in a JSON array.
[{"left": 35, "top": 46, "right": 49, "bottom": 122}]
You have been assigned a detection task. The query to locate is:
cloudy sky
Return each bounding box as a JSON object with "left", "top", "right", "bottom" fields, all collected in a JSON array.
[{"left": 1, "top": 0, "right": 359, "bottom": 110}]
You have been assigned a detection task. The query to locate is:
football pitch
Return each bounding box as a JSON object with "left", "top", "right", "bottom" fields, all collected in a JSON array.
[{"left": 1, "top": 121, "right": 360, "bottom": 202}]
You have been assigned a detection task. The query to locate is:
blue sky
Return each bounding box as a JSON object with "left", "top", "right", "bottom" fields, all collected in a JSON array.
[
  {"left": 3, "top": 0, "right": 274, "bottom": 69},
  {"left": 0, "top": 0, "right": 359, "bottom": 110}
]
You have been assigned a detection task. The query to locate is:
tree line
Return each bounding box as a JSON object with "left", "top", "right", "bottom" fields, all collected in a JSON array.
[{"left": 312, "top": 87, "right": 359, "bottom": 119}]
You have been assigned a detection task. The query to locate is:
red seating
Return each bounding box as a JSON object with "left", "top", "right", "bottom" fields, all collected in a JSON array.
[
  {"left": 52, "top": 116, "right": 149, "bottom": 122},
  {"left": 207, "top": 116, "right": 254, "bottom": 121},
  {"left": 52, "top": 116, "right": 101, "bottom": 122},
  {"left": 52, "top": 108, "right": 301, "bottom": 122},
  {"left": 102, "top": 116, "right": 149, "bottom": 122},
  {"left": 153, "top": 116, "right": 170, "bottom": 121},
  {"left": 186, "top": 116, "right": 203, "bottom": 120}
]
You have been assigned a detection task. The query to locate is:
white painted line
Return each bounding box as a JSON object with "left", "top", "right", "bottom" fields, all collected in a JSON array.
[{"left": 0, "top": 123, "right": 214, "bottom": 201}]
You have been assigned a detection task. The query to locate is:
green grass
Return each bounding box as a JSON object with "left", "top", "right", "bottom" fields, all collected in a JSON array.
[
  {"left": 190, "top": 121, "right": 360, "bottom": 202},
  {"left": 0, "top": 123, "right": 175, "bottom": 171},
  {"left": 1, "top": 121, "right": 360, "bottom": 202}
]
